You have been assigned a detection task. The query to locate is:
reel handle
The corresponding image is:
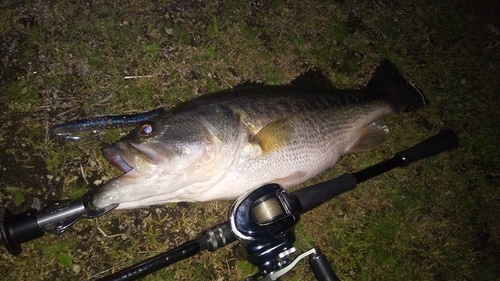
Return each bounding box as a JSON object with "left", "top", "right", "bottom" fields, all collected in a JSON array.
[{"left": 309, "top": 248, "right": 340, "bottom": 281}]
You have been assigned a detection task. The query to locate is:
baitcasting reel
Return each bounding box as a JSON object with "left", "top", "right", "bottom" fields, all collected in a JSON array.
[{"left": 230, "top": 183, "right": 340, "bottom": 280}]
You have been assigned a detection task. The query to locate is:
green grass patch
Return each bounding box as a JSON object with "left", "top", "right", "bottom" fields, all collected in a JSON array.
[{"left": 0, "top": 0, "right": 499, "bottom": 280}]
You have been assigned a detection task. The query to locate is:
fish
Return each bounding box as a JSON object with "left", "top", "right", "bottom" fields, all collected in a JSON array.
[{"left": 91, "top": 60, "right": 427, "bottom": 209}]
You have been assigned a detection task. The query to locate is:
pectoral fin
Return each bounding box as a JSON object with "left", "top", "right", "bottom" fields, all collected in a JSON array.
[
  {"left": 348, "top": 120, "right": 389, "bottom": 152},
  {"left": 251, "top": 118, "right": 293, "bottom": 155}
]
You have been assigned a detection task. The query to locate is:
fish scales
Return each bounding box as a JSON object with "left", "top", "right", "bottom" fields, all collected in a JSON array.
[
  {"left": 91, "top": 60, "right": 426, "bottom": 209},
  {"left": 205, "top": 88, "right": 390, "bottom": 189}
]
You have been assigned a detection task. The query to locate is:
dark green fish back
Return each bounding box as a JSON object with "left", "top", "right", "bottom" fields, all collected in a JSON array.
[{"left": 171, "top": 60, "right": 425, "bottom": 118}]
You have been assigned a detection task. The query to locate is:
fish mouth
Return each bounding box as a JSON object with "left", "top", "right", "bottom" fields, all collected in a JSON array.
[{"left": 102, "top": 143, "right": 139, "bottom": 177}]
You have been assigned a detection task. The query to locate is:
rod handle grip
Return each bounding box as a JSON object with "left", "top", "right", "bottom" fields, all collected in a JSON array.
[{"left": 397, "top": 129, "right": 459, "bottom": 167}]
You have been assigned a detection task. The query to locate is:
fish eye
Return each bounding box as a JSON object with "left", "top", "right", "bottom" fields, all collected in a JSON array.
[{"left": 138, "top": 122, "right": 155, "bottom": 136}]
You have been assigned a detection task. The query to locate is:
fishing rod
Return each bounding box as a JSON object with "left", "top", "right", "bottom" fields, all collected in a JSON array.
[
  {"left": 0, "top": 108, "right": 165, "bottom": 254},
  {"left": 0, "top": 129, "right": 459, "bottom": 279},
  {"left": 95, "top": 129, "right": 459, "bottom": 281}
]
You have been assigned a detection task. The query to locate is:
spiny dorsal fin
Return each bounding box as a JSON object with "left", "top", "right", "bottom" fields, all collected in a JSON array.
[
  {"left": 250, "top": 118, "right": 293, "bottom": 155},
  {"left": 234, "top": 81, "right": 265, "bottom": 89},
  {"left": 291, "top": 70, "right": 337, "bottom": 89},
  {"left": 348, "top": 120, "right": 389, "bottom": 153}
]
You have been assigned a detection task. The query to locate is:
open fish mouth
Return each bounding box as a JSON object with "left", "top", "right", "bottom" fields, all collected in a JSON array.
[{"left": 102, "top": 144, "right": 137, "bottom": 177}]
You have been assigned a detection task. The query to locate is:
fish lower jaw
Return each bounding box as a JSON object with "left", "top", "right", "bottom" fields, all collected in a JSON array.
[
  {"left": 112, "top": 192, "right": 188, "bottom": 209},
  {"left": 122, "top": 168, "right": 140, "bottom": 178},
  {"left": 99, "top": 179, "right": 227, "bottom": 209}
]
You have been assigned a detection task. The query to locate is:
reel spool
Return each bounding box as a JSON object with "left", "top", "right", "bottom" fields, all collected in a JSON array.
[{"left": 229, "top": 184, "right": 301, "bottom": 279}]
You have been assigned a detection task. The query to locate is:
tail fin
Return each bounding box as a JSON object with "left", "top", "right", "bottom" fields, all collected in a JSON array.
[{"left": 367, "top": 60, "right": 427, "bottom": 112}]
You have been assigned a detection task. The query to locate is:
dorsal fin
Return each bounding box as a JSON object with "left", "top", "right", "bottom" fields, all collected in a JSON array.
[
  {"left": 234, "top": 81, "right": 265, "bottom": 89},
  {"left": 291, "top": 70, "right": 337, "bottom": 89}
]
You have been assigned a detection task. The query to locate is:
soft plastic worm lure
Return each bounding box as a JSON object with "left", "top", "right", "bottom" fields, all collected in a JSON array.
[{"left": 51, "top": 108, "right": 165, "bottom": 141}]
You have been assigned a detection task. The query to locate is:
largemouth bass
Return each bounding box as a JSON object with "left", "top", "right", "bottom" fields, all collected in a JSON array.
[{"left": 92, "top": 60, "right": 426, "bottom": 209}]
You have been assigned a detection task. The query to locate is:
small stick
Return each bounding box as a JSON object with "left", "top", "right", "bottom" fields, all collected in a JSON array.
[
  {"left": 80, "top": 164, "right": 89, "bottom": 185},
  {"left": 124, "top": 75, "right": 153, "bottom": 79}
]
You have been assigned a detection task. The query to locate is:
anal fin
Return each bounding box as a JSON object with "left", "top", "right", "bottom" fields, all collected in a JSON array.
[{"left": 348, "top": 120, "right": 389, "bottom": 152}]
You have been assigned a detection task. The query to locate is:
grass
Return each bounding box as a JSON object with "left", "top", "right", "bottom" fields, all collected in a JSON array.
[{"left": 1, "top": 0, "right": 499, "bottom": 280}]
